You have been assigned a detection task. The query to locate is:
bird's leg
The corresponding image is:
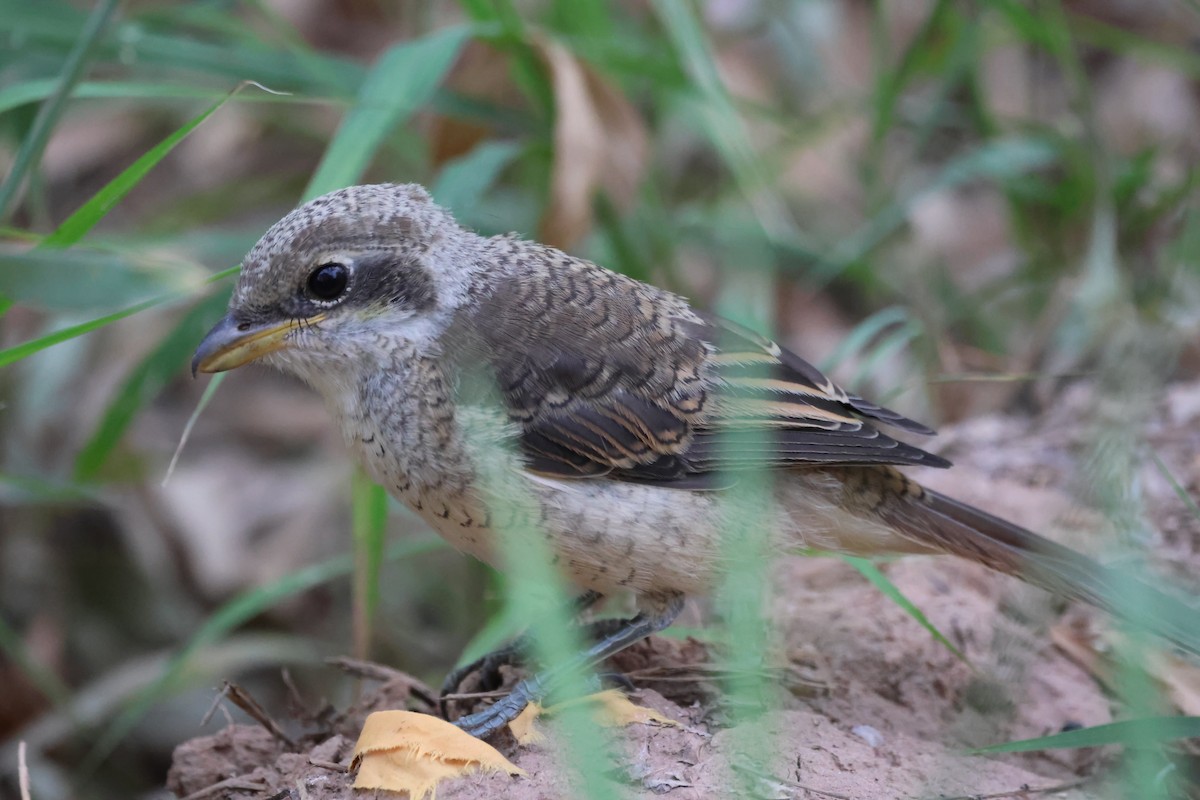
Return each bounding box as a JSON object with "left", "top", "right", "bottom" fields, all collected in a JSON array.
[
  {"left": 439, "top": 590, "right": 605, "bottom": 718},
  {"left": 452, "top": 593, "right": 685, "bottom": 739}
]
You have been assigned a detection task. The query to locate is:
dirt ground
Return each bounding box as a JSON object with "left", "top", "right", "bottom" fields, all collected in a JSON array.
[{"left": 166, "top": 382, "right": 1200, "bottom": 799}]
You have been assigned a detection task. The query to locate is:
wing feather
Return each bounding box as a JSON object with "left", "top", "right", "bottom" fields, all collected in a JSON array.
[{"left": 474, "top": 243, "right": 948, "bottom": 487}]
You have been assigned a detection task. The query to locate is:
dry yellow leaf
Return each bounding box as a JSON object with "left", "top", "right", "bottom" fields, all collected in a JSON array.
[
  {"left": 509, "top": 690, "right": 681, "bottom": 745},
  {"left": 351, "top": 710, "right": 524, "bottom": 798},
  {"left": 508, "top": 701, "right": 547, "bottom": 746}
]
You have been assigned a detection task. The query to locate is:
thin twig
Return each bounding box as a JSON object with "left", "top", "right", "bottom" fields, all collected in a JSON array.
[
  {"left": 222, "top": 681, "right": 297, "bottom": 748},
  {"left": 199, "top": 684, "right": 229, "bottom": 727},
  {"left": 327, "top": 656, "right": 411, "bottom": 682},
  {"left": 926, "top": 778, "right": 1092, "bottom": 800},
  {"left": 18, "top": 741, "right": 31, "bottom": 800},
  {"left": 308, "top": 758, "right": 349, "bottom": 773},
  {"left": 178, "top": 776, "right": 268, "bottom": 800},
  {"left": 730, "top": 763, "right": 851, "bottom": 800},
  {"left": 439, "top": 689, "right": 509, "bottom": 701}
]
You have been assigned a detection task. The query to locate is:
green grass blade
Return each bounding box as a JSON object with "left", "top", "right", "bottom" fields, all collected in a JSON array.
[
  {"left": 818, "top": 306, "right": 911, "bottom": 372},
  {"left": 0, "top": 267, "right": 238, "bottom": 368},
  {"left": 0, "top": 79, "right": 323, "bottom": 119},
  {"left": 0, "top": 248, "right": 202, "bottom": 311},
  {"left": 42, "top": 86, "right": 252, "bottom": 248},
  {"left": 0, "top": 1, "right": 363, "bottom": 97},
  {"left": 0, "top": 296, "right": 175, "bottom": 368},
  {"left": 1149, "top": 452, "right": 1200, "bottom": 521},
  {"left": 841, "top": 555, "right": 971, "bottom": 665},
  {"left": 351, "top": 473, "right": 389, "bottom": 660},
  {"left": 0, "top": 0, "right": 120, "bottom": 220},
  {"left": 972, "top": 716, "right": 1200, "bottom": 753},
  {"left": 818, "top": 136, "right": 1060, "bottom": 284},
  {"left": 73, "top": 291, "right": 231, "bottom": 481},
  {"left": 431, "top": 140, "right": 523, "bottom": 220},
  {"left": 305, "top": 25, "right": 472, "bottom": 200},
  {"left": 80, "top": 534, "right": 446, "bottom": 777},
  {"left": 653, "top": 0, "right": 793, "bottom": 243}
]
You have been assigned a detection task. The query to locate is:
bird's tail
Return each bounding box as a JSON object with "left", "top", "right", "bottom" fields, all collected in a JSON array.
[{"left": 878, "top": 485, "right": 1200, "bottom": 656}]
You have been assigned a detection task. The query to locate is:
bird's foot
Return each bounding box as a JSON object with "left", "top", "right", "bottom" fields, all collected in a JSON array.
[
  {"left": 448, "top": 593, "right": 685, "bottom": 739},
  {"left": 451, "top": 675, "right": 546, "bottom": 739},
  {"left": 438, "top": 637, "right": 528, "bottom": 719},
  {"left": 439, "top": 591, "right": 606, "bottom": 719}
]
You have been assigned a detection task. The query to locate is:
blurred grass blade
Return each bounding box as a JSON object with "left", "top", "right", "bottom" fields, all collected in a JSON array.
[
  {"left": 42, "top": 85, "right": 255, "bottom": 249},
  {"left": 0, "top": 1, "right": 363, "bottom": 97},
  {"left": 841, "top": 555, "right": 971, "bottom": 665},
  {"left": 351, "top": 473, "right": 389, "bottom": 660},
  {"left": 0, "top": 613, "right": 73, "bottom": 708},
  {"left": 849, "top": 319, "right": 921, "bottom": 389},
  {"left": 0, "top": 79, "right": 323, "bottom": 120},
  {"left": 73, "top": 291, "right": 232, "bottom": 481},
  {"left": 819, "top": 306, "right": 910, "bottom": 373},
  {"left": 973, "top": 716, "right": 1200, "bottom": 753},
  {"left": 0, "top": 80, "right": 222, "bottom": 116},
  {"left": 0, "top": 0, "right": 120, "bottom": 220},
  {"left": 0, "top": 267, "right": 239, "bottom": 368},
  {"left": 0, "top": 296, "right": 177, "bottom": 368},
  {"left": 0, "top": 248, "right": 202, "bottom": 311},
  {"left": 305, "top": 25, "right": 472, "bottom": 200},
  {"left": 1149, "top": 452, "right": 1200, "bottom": 521},
  {"left": 163, "top": 372, "right": 225, "bottom": 487},
  {"left": 432, "top": 140, "right": 523, "bottom": 220},
  {"left": 653, "top": 0, "right": 793, "bottom": 243},
  {"left": 819, "top": 136, "right": 1060, "bottom": 284},
  {"left": 81, "top": 535, "right": 446, "bottom": 777}
]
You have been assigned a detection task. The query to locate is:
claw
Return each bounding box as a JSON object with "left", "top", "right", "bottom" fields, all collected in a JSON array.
[{"left": 446, "top": 594, "right": 684, "bottom": 740}]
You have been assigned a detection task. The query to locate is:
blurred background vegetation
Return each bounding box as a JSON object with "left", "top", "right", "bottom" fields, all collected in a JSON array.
[{"left": 2, "top": 0, "right": 1200, "bottom": 797}]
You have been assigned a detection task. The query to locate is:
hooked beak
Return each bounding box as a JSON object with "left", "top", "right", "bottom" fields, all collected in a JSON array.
[{"left": 191, "top": 313, "right": 325, "bottom": 376}]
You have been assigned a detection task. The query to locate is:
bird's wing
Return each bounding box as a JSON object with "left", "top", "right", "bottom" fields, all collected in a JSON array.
[{"left": 476, "top": 249, "right": 948, "bottom": 487}]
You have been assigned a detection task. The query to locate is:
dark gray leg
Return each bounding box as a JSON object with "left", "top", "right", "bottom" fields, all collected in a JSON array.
[
  {"left": 452, "top": 593, "right": 685, "bottom": 739},
  {"left": 438, "top": 591, "right": 605, "bottom": 718}
]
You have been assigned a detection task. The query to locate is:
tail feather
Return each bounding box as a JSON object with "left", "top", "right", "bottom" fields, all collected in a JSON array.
[{"left": 880, "top": 487, "right": 1200, "bottom": 656}]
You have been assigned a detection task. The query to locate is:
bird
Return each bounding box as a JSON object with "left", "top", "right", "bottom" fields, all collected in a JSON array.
[{"left": 193, "top": 183, "right": 1198, "bottom": 738}]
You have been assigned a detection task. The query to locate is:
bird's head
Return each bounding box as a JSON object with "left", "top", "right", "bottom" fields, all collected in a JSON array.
[{"left": 192, "top": 184, "right": 481, "bottom": 382}]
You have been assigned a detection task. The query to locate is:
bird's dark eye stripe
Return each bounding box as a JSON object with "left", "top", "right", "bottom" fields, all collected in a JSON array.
[{"left": 307, "top": 262, "right": 349, "bottom": 301}]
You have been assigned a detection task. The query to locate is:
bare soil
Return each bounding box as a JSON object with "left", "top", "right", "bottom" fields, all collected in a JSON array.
[{"left": 166, "top": 382, "right": 1200, "bottom": 799}]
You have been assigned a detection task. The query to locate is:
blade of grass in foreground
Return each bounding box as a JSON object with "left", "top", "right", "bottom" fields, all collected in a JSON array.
[
  {"left": 973, "top": 716, "right": 1200, "bottom": 753},
  {"left": 304, "top": 25, "right": 472, "bottom": 200},
  {"left": 42, "top": 82, "right": 273, "bottom": 249},
  {"left": 351, "top": 473, "right": 389, "bottom": 661},
  {"left": 78, "top": 535, "right": 446, "bottom": 779},
  {"left": 0, "top": 267, "right": 239, "bottom": 368},
  {"left": 841, "top": 555, "right": 971, "bottom": 665},
  {"left": 73, "top": 290, "right": 231, "bottom": 481},
  {"left": 0, "top": 0, "right": 120, "bottom": 220},
  {"left": 0, "top": 79, "right": 313, "bottom": 116}
]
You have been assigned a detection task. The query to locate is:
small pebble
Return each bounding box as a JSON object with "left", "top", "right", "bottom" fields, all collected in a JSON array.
[{"left": 852, "top": 724, "right": 885, "bottom": 748}]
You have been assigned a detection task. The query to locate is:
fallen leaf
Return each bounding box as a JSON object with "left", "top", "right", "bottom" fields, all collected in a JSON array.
[
  {"left": 429, "top": 36, "right": 648, "bottom": 250},
  {"left": 351, "top": 711, "right": 524, "bottom": 797},
  {"left": 537, "top": 37, "right": 648, "bottom": 250},
  {"left": 509, "top": 689, "right": 682, "bottom": 745},
  {"left": 508, "top": 702, "right": 546, "bottom": 746}
]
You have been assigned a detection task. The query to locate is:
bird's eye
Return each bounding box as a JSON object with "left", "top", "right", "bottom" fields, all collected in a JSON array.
[{"left": 307, "top": 263, "right": 349, "bottom": 301}]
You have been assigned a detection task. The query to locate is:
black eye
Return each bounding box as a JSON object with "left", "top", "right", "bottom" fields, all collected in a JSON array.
[{"left": 307, "top": 263, "right": 349, "bottom": 301}]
